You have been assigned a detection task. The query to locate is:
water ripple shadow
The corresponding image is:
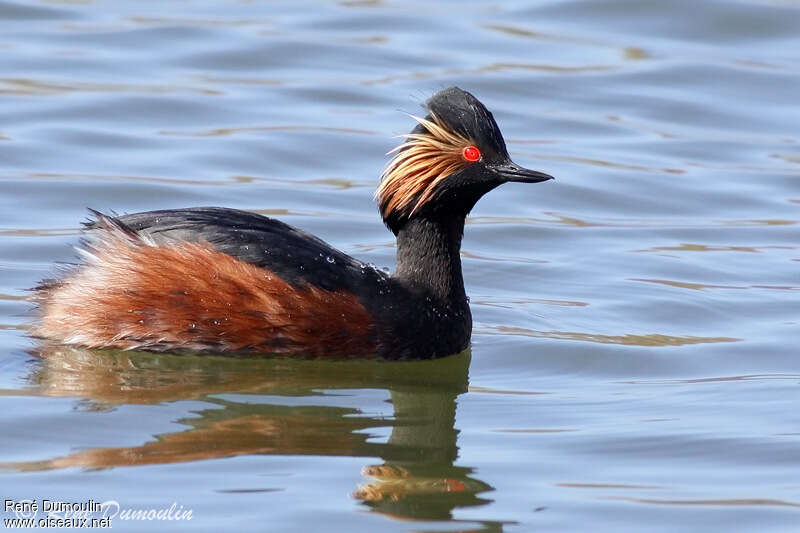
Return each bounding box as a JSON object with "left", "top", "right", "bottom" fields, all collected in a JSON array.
[{"left": 478, "top": 325, "right": 740, "bottom": 347}]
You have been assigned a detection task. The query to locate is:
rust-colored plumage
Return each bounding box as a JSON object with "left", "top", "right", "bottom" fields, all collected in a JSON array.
[
  {"left": 376, "top": 113, "right": 473, "bottom": 220},
  {"left": 34, "top": 221, "right": 376, "bottom": 356}
]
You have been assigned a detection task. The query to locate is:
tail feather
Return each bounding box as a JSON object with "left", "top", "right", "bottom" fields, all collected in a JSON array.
[
  {"left": 79, "top": 209, "right": 154, "bottom": 255},
  {"left": 33, "top": 210, "right": 148, "bottom": 304}
]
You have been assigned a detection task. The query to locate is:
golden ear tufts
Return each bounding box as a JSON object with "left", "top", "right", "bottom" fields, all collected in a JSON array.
[{"left": 376, "top": 113, "right": 473, "bottom": 220}]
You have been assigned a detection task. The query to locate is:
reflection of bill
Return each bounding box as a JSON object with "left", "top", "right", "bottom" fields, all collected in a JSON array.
[
  {"left": 353, "top": 387, "right": 493, "bottom": 520},
  {"left": 356, "top": 464, "right": 492, "bottom": 519},
  {"left": 8, "top": 345, "right": 489, "bottom": 523}
]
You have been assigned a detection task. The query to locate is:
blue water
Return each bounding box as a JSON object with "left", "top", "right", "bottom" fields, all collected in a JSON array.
[{"left": 0, "top": 0, "right": 798, "bottom": 531}]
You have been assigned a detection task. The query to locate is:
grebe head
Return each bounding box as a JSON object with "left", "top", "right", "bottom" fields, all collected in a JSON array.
[{"left": 376, "top": 86, "right": 554, "bottom": 234}]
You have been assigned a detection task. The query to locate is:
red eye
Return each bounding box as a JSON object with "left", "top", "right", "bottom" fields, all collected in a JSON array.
[{"left": 462, "top": 145, "right": 481, "bottom": 162}]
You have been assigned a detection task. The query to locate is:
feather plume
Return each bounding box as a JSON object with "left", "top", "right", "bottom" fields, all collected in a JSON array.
[{"left": 376, "top": 113, "right": 473, "bottom": 220}]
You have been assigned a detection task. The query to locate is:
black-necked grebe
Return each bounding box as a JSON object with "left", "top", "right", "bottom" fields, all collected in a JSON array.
[{"left": 34, "top": 87, "right": 553, "bottom": 359}]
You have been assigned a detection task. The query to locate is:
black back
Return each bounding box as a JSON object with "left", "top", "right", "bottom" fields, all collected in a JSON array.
[{"left": 88, "top": 207, "right": 388, "bottom": 294}]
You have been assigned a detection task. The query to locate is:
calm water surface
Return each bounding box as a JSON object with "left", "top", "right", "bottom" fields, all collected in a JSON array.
[{"left": 0, "top": 0, "right": 798, "bottom": 531}]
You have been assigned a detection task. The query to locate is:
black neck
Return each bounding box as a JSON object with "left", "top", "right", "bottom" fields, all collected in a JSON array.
[{"left": 393, "top": 216, "right": 467, "bottom": 304}]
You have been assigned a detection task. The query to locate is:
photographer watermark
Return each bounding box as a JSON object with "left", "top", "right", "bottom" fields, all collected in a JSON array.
[{"left": 3, "top": 498, "right": 192, "bottom": 528}]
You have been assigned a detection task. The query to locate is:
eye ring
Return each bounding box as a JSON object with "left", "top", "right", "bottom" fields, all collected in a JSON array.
[{"left": 462, "top": 145, "right": 481, "bottom": 162}]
